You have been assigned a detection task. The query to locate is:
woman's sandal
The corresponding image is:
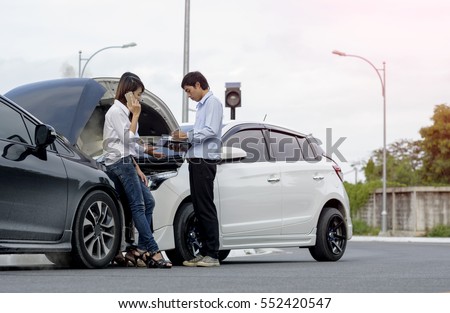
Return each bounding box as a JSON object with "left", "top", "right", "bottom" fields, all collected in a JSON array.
[
  {"left": 147, "top": 251, "right": 172, "bottom": 269},
  {"left": 112, "top": 252, "right": 133, "bottom": 267},
  {"left": 125, "top": 249, "right": 149, "bottom": 267}
]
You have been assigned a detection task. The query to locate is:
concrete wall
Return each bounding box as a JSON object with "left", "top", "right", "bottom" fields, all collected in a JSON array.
[{"left": 356, "top": 187, "right": 450, "bottom": 236}]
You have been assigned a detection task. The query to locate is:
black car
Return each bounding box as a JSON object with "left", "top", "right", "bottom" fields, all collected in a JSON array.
[
  {"left": 1, "top": 78, "right": 180, "bottom": 268},
  {"left": 0, "top": 93, "right": 125, "bottom": 268}
]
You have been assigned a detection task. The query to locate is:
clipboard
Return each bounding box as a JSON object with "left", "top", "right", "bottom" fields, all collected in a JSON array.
[{"left": 158, "top": 135, "right": 191, "bottom": 151}]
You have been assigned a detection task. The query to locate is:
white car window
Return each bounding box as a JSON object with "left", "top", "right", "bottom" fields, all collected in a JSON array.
[
  {"left": 224, "top": 129, "right": 269, "bottom": 163},
  {"left": 300, "top": 137, "right": 320, "bottom": 161},
  {"left": 268, "top": 130, "right": 303, "bottom": 162}
]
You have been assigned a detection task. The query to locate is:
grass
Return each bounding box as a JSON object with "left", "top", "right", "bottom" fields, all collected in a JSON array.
[
  {"left": 427, "top": 224, "right": 450, "bottom": 237},
  {"left": 352, "top": 219, "right": 380, "bottom": 236}
]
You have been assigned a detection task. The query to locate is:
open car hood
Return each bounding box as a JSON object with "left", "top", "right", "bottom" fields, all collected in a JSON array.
[
  {"left": 5, "top": 77, "right": 179, "bottom": 147},
  {"left": 5, "top": 78, "right": 104, "bottom": 145}
]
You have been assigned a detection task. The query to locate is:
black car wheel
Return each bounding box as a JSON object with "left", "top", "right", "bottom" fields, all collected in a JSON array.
[
  {"left": 166, "top": 202, "right": 230, "bottom": 265},
  {"left": 309, "top": 208, "right": 347, "bottom": 262},
  {"left": 71, "top": 190, "right": 121, "bottom": 268}
]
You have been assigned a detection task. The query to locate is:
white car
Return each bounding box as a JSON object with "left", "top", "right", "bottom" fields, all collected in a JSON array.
[
  {"left": 6, "top": 77, "right": 352, "bottom": 267},
  {"left": 151, "top": 122, "right": 353, "bottom": 265}
]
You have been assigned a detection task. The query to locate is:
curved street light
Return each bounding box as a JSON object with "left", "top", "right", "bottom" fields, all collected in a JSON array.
[
  {"left": 332, "top": 49, "right": 388, "bottom": 234},
  {"left": 78, "top": 42, "right": 137, "bottom": 78}
]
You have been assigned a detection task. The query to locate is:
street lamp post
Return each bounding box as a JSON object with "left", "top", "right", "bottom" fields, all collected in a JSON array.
[
  {"left": 78, "top": 42, "right": 137, "bottom": 78},
  {"left": 332, "top": 50, "right": 388, "bottom": 234},
  {"left": 182, "top": 0, "right": 190, "bottom": 123}
]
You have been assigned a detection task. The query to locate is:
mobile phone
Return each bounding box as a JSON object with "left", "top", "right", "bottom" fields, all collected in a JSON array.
[{"left": 125, "top": 92, "right": 134, "bottom": 103}]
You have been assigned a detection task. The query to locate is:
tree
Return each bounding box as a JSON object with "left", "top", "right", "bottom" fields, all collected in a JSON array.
[
  {"left": 364, "top": 158, "right": 378, "bottom": 181},
  {"left": 363, "top": 139, "right": 423, "bottom": 185},
  {"left": 419, "top": 104, "right": 450, "bottom": 184}
]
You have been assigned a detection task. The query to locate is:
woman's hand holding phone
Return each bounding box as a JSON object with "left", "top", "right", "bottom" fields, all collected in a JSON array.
[{"left": 125, "top": 92, "right": 141, "bottom": 116}]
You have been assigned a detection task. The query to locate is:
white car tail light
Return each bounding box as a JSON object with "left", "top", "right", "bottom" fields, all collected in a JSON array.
[{"left": 333, "top": 164, "right": 344, "bottom": 182}]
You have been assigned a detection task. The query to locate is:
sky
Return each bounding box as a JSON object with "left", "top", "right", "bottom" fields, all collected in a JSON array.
[{"left": 1, "top": 0, "right": 450, "bottom": 183}]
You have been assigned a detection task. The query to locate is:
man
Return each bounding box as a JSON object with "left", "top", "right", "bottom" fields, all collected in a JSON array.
[{"left": 172, "top": 71, "right": 223, "bottom": 267}]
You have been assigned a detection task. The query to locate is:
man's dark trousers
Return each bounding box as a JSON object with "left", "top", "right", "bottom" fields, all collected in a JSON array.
[{"left": 188, "top": 158, "right": 219, "bottom": 259}]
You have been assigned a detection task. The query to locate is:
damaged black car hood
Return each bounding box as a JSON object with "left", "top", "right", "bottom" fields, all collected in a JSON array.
[{"left": 5, "top": 78, "right": 105, "bottom": 145}]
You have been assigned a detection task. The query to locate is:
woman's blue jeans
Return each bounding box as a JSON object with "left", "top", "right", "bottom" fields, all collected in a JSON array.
[{"left": 107, "top": 156, "right": 159, "bottom": 253}]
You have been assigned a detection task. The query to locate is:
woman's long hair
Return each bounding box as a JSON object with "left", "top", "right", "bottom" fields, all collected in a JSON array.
[{"left": 115, "top": 72, "right": 144, "bottom": 120}]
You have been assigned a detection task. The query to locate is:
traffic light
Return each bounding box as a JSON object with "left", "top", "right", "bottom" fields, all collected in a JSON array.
[
  {"left": 225, "top": 82, "right": 241, "bottom": 120},
  {"left": 225, "top": 82, "right": 241, "bottom": 108}
]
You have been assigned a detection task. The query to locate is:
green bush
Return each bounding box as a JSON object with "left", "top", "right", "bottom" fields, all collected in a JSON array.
[
  {"left": 344, "top": 180, "right": 406, "bottom": 217},
  {"left": 427, "top": 224, "right": 450, "bottom": 237},
  {"left": 344, "top": 181, "right": 382, "bottom": 217},
  {"left": 352, "top": 219, "right": 380, "bottom": 236}
]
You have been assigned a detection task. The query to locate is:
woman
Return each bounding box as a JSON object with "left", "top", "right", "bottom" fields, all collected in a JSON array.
[{"left": 103, "top": 72, "right": 172, "bottom": 268}]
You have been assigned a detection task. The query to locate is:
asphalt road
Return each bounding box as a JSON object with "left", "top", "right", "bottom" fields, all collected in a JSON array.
[{"left": 1, "top": 238, "right": 449, "bottom": 293}]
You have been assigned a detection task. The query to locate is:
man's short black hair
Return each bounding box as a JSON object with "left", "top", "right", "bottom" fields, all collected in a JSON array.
[{"left": 181, "top": 71, "right": 209, "bottom": 90}]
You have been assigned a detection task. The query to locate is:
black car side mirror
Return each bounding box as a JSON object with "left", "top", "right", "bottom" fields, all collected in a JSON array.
[{"left": 35, "top": 124, "right": 56, "bottom": 148}]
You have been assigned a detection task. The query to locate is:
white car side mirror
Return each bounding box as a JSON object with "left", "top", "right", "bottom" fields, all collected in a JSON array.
[{"left": 220, "top": 146, "right": 247, "bottom": 161}]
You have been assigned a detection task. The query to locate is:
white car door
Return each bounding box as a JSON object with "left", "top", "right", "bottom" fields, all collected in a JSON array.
[
  {"left": 217, "top": 129, "right": 282, "bottom": 240},
  {"left": 268, "top": 131, "right": 325, "bottom": 235}
]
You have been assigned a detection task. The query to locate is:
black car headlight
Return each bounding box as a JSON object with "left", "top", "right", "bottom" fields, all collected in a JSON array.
[{"left": 147, "top": 171, "right": 178, "bottom": 190}]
